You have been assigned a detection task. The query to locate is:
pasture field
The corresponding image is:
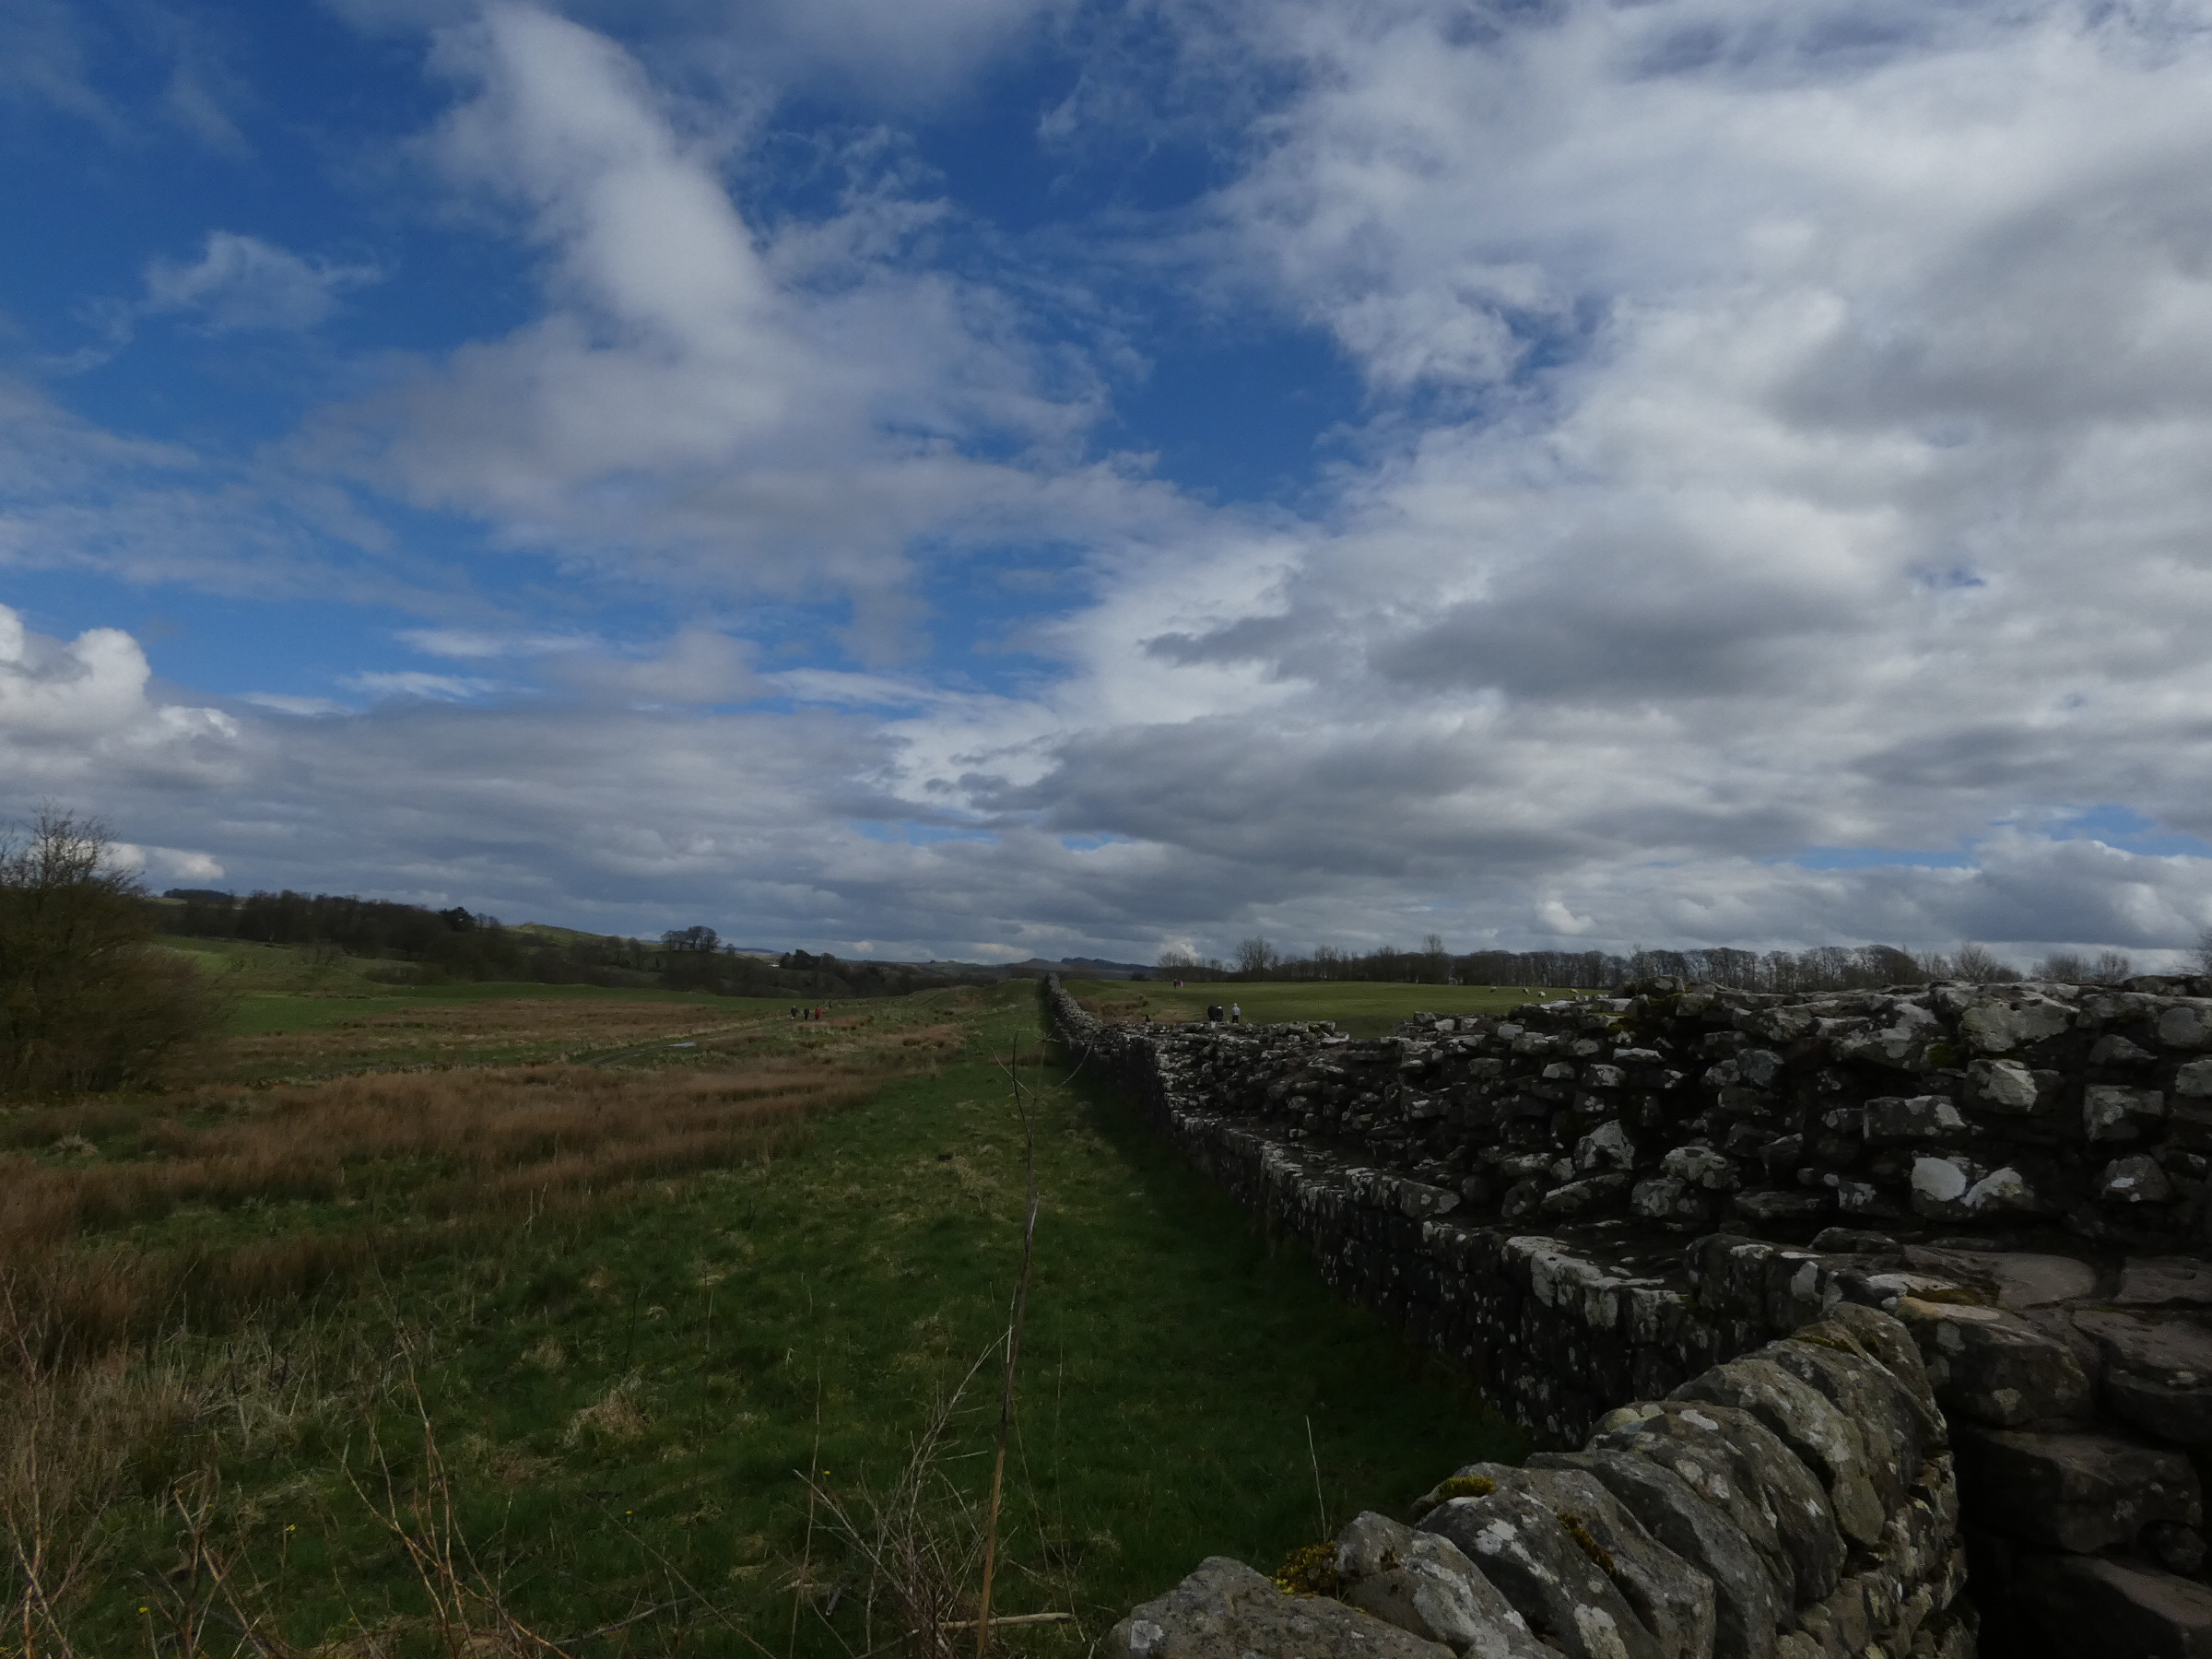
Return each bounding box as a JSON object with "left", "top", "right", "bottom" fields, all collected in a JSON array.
[
  {"left": 2, "top": 978, "right": 1520, "bottom": 1656},
  {"left": 1062, "top": 977, "right": 1595, "bottom": 1036}
]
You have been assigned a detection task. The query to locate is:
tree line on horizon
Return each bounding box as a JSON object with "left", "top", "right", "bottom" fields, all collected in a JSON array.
[
  {"left": 158, "top": 888, "right": 995, "bottom": 1001},
  {"left": 1156, "top": 932, "right": 2173, "bottom": 990}
]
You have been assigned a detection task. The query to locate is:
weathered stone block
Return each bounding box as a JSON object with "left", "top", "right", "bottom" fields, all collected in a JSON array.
[
  {"left": 1731, "top": 1188, "right": 1831, "bottom": 1225},
  {"left": 1958, "top": 994, "right": 2071, "bottom": 1054},
  {"left": 2087, "top": 1083, "right": 2166, "bottom": 1141},
  {"left": 1670, "top": 1356, "right": 1886, "bottom": 1547},
  {"left": 1889, "top": 1295, "right": 2092, "bottom": 1426},
  {"left": 2074, "top": 1309, "right": 2212, "bottom": 1444},
  {"left": 1863, "top": 1097, "right": 1968, "bottom": 1144},
  {"left": 1535, "top": 1449, "right": 1782, "bottom": 1659},
  {"left": 1109, "top": 1557, "right": 1455, "bottom": 1659},
  {"left": 1418, "top": 1489, "right": 1660, "bottom": 1659},
  {"left": 1765, "top": 1332, "right": 1935, "bottom": 1509},
  {"left": 1333, "top": 1512, "right": 1556, "bottom": 1659},
  {"left": 2100, "top": 1152, "right": 2177, "bottom": 1204},
  {"left": 2012, "top": 1554, "right": 2212, "bottom": 1659},
  {"left": 2121, "top": 1258, "right": 2212, "bottom": 1307},
  {"left": 1586, "top": 1399, "right": 1842, "bottom": 1606},
  {"left": 2161, "top": 1004, "right": 2212, "bottom": 1052},
  {"left": 1965, "top": 1057, "right": 2041, "bottom": 1112},
  {"left": 1659, "top": 1146, "right": 1739, "bottom": 1191},
  {"left": 1630, "top": 1177, "right": 1712, "bottom": 1224},
  {"left": 1444, "top": 1465, "right": 1714, "bottom": 1659},
  {"left": 1951, "top": 1424, "right": 2201, "bottom": 1552}
]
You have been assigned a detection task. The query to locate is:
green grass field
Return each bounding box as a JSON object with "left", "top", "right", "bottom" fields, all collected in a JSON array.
[
  {"left": 1061, "top": 977, "right": 1596, "bottom": 1036},
  {"left": 6, "top": 978, "right": 1523, "bottom": 1655}
]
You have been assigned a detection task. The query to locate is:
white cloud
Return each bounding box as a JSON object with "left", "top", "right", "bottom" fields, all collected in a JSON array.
[
  {"left": 241, "top": 693, "right": 352, "bottom": 717},
  {"left": 397, "top": 627, "right": 594, "bottom": 659},
  {"left": 143, "top": 231, "right": 380, "bottom": 334},
  {"left": 888, "top": 0, "right": 2212, "bottom": 956},
  {"left": 0, "top": 604, "right": 241, "bottom": 787},
  {"left": 315, "top": 2, "right": 1155, "bottom": 655},
  {"left": 28, "top": 0, "right": 2212, "bottom": 964},
  {"left": 342, "top": 670, "right": 500, "bottom": 701},
  {"left": 110, "top": 842, "right": 226, "bottom": 883}
]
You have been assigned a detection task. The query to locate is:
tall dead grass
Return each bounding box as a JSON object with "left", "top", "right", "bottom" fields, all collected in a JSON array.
[
  {"left": 0, "top": 1017, "right": 970, "bottom": 1652},
  {"left": 0, "top": 1058, "right": 889, "bottom": 1371}
]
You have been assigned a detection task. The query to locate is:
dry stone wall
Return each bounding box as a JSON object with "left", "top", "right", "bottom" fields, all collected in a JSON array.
[
  {"left": 1108, "top": 1305, "right": 1967, "bottom": 1659},
  {"left": 1047, "top": 975, "right": 2212, "bottom": 1656}
]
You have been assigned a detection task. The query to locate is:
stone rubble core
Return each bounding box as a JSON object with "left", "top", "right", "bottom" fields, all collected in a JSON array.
[{"left": 1051, "top": 975, "right": 2212, "bottom": 1658}]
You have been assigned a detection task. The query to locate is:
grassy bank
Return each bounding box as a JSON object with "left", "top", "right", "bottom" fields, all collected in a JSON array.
[
  {"left": 1064, "top": 977, "right": 1597, "bottom": 1036},
  {"left": 3, "top": 980, "right": 1521, "bottom": 1655}
]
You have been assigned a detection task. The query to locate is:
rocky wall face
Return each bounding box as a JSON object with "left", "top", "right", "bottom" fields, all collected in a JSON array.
[
  {"left": 1088, "top": 975, "right": 2212, "bottom": 1248},
  {"left": 1049, "top": 977, "right": 2212, "bottom": 1656}
]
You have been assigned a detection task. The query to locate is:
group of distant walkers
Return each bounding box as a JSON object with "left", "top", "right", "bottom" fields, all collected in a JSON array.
[
  {"left": 789, "top": 1005, "right": 830, "bottom": 1020},
  {"left": 1206, "top": 1002, "right": 1242, "bottom": 1024}
]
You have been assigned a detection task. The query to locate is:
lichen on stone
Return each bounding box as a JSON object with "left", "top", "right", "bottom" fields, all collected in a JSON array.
[{"left": 1272, "top": 1541, "right": 1341, "bottom": 1597}]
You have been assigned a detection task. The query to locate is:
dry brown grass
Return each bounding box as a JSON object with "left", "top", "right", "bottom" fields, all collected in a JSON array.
[
  {"left": 0, "top": 998, "right": 981, "bottom": 1653},
  {"left": 0, "top": 1016, "right": 967, "bottom": 1373},
  {"left": 218, "top": 997, "right": 772, "bottom": 1075}
]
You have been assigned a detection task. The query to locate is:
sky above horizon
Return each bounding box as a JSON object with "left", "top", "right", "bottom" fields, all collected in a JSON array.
[{"left": 9, "top": 0, "right": 2212, "bottom": 967}]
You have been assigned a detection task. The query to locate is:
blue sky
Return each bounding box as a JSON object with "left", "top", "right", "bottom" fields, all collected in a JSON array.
[{"left": 10, "top": 0, "right": 2212, "bottom": 967}]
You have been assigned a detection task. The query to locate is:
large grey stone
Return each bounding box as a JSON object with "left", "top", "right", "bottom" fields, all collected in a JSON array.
[
  {"left": 1951, "top": 1424, "right": 2202, "bottom": 1553},
  {"left": 2013, "top": 1554, "right": 2212, "bottom": 1659},
  {"left": 1966, "top": 1056, "right": 2042, "bottom": 1112},
  {"left": 1109, "top": 1557, "right": 1456, "bottom": 1659},
  {"left": 1587, "top": 1399, "right": 1841, "bottom": 1606},
  {"left": 1888, "top": 1295, "right": 2092, "bottom": 1426},
  {"left": 2101, "top": 1152, "right": 2178, "bottom": 1204},
  {"left": 1861, "top": 1097, "right": 1968, "bottom": 1144},
  {"left": 1903, "top": 1247, "right": 2097, "bottom": 1311},
  {"left": 1418, "top": 1491, "right": 1660, "bottom": 1659},
  {"left": 1819, "top": 1303, "right": 1944, "bottom": 1431},
  {"left": 2087, "top": 1083, "right": 2166, "bottom": 1141},
  {"left": 1333, "top": 1512, "right": 1558, "bottom": 1659},
  {"left": 1731, "top": 1188, "right": 1831, "bottom": 1225},
  {"left": 2160, "top": 1004, "right": 2212, "bottom": 1052},
  {"left": 1670, "top": 1357, "right": 1886, "bottom": 1547},
  {"left": 1958, "top": 994, "right": 2071, "bottom": 1053},
  {"left": 1631, "top": 1176, "right": 1713, "bottom": 1224},
  {"left": 1541, "top": 1174, "right": 1635, "bottom": 1218},
  {"left": 2074, "top": 1309, "right": 2212, "bottom": 1444},
  {"left": 2120, "top": 1258, "right": 2212, "bottom": 1307},
  {"left": 1765, "top": 1334, "right": 1931, "bottom": 1511},
  {"left": 1446, "top": 1465, "right": 1714, "bottom": 1659},
  {"left": 1533, "top": 1450, "right": 1781, "bottom": 1659}
]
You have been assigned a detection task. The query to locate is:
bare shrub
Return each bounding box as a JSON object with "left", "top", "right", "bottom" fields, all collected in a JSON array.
[{"left": 0, "top": 811, "right": 227, "bottom": 1097}]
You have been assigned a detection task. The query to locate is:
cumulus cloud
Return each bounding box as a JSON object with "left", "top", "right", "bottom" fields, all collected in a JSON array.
[
  {"left": 29, "top": 0, "right": 2212, "bottom": 964},
  {"left": 314, "top": 2, "right": 1155, "bottom": 655},
  {"left": 0, "top": 605, "right": 241, "bottom": 788},
  {"left": 887, "top": 0, "right": 2212, "bottom": 956}
]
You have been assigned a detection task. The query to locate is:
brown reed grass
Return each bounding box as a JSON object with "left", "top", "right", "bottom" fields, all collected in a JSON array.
[{"left": 0, "top": 1022, "right": 959, "bottom": 1373}]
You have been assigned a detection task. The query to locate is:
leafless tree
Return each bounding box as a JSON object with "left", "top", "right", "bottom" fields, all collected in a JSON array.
[
  {"left": 0, "top": 810, "right": 223, "bottom": 1095},
  {"left": 1234, "top": 936, "right": 1280, "bottom": 978}
]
